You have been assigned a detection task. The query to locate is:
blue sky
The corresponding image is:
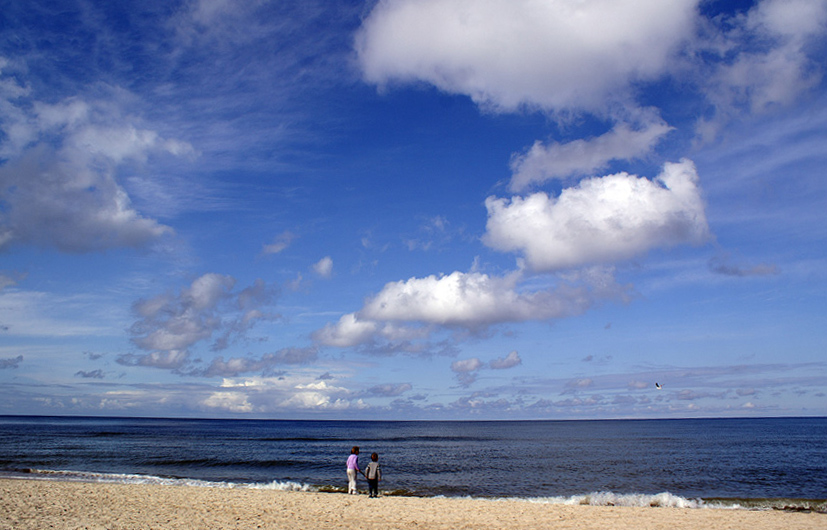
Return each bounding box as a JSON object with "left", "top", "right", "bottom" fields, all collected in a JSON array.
[{"left": 0, "top": 0, "right": 825, "bottom": 420}]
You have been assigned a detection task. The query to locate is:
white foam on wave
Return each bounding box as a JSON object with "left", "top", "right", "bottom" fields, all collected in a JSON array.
[
  {"left": 515, "top": 491, "right": 709, "bottom": 509},
  {"left": 520, "top": 493, "right": 827, "bottom": 512},
  {"left": 14, "top": 469, "right": 318, "bottom": 492},
  {"left": 249, "top": 480, "right": 316, "bottom": 492}
]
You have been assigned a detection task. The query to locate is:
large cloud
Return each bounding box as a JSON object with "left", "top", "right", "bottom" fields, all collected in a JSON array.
[
  {"left": 360, "top": 270, "right": 592, "bottom": 327},
  {"left": 484, "top": 159, "right": 709, "bottom": 272},
  {"left": 314, "top": 267, "right": 627, "bottom": 351},
  {"left": 0, "top": 143, "right": 173, "bottom": 252},
  {"left": 357, "top": 0, "right": 827, "bottom": 121},
  {"left": 0, "top": 62, "right": 191, "bottom": 252},
  {"left": 356, "top": 0, "right": 699, "bottom": 113},
  {"left": 356, "top": 0, "right": 827, "bottom": 177}
]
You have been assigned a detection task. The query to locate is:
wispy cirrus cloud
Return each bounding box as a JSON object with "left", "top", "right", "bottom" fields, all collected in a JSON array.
[{"left": 0, "top": 289, "right": 123, "bottom": 338}]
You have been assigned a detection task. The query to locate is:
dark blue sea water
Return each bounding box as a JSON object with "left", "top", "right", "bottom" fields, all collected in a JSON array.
[{"left": 1, "top": 416, "right": 825, "bottom": 511}]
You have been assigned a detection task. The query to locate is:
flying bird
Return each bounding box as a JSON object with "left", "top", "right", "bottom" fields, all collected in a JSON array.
[{"left": 655, "top": 383, "right": 662, "bottom": 390}]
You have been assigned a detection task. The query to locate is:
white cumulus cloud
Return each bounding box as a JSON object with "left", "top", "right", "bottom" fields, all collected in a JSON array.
[
  {"left": 356, "top": 0, "right": 698, "bottom": 113},
  {"left": 357, "top": 0, "right": 827, "bottom": 147},
  {"left": 484, "top": 159, "right": 709, "bottom": 272},
  {"left": 360, "top": 270, "right": 592, "bottom": 327},
  {"left": 313, "top": 268, "right": 627, "bottom": 354},
  {"left": 313, "top": 312, "right": 379, "bottom": 348}
]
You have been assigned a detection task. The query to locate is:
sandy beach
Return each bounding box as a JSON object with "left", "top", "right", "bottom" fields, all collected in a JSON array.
[{"left": 0, "top": 478, "right": 824, "bottom": 530}]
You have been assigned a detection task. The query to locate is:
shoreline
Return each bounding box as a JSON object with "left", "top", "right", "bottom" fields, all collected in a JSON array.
[
  {"left": 1, "top": 478, "right": 825, "bottom": 530},
  {"left": 7, "top": 468, "right": 827, "bottom": 511},
  {"left": 4, "top": 470, "right": 827, "bottom": 511}
]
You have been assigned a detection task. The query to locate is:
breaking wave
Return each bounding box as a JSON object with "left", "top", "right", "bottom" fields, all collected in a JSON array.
[{"left": 514, "top": 492, "right": 826, "bottom": 512}]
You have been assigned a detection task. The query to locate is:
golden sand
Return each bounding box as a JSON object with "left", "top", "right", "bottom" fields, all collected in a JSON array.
[{"left": 1, "top": 478, "right": 823, "bottom": 530}]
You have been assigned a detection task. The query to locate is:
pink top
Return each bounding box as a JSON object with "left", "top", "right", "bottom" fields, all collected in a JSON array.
[{"left": 347, "top": 454, "right": 359, "bottom": 470}]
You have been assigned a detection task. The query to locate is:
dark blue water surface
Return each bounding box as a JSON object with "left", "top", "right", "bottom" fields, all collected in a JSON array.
[{"left": 1, "top": 416, "right": 825, "bottom": 509}]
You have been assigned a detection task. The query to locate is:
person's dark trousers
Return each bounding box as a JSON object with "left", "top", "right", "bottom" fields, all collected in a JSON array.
[{"left": 368, "top": 479, "right": 379, "bottom": 497}]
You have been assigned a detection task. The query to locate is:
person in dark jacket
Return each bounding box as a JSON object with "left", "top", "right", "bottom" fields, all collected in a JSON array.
[{"left": 364, "top": 452, "right": 382, "bottom": 498}]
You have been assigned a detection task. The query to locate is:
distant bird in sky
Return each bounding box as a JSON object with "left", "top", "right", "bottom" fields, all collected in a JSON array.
[{"left": 655, "top": 383, "right": 662, "bottom": 390}]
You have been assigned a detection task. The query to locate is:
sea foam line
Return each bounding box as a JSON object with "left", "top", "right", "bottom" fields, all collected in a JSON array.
[
  {"left": 518, "top": 491, "right": 704, "bottom": 509},
  {"left": 512, "top": 492, "right": 826, "bottom": 512},
  {"left": 6, "top": 469, "right": 316, "bottom": 492}
]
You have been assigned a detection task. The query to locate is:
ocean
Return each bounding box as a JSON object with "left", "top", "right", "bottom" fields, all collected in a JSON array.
[{"left": 1, "top": 416, "right": 825, "bottom": 511}]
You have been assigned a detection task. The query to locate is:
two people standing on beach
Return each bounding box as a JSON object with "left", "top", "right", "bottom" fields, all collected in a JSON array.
[{"left": 346, "top": 446, "right": 382, "bottom": 497}]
